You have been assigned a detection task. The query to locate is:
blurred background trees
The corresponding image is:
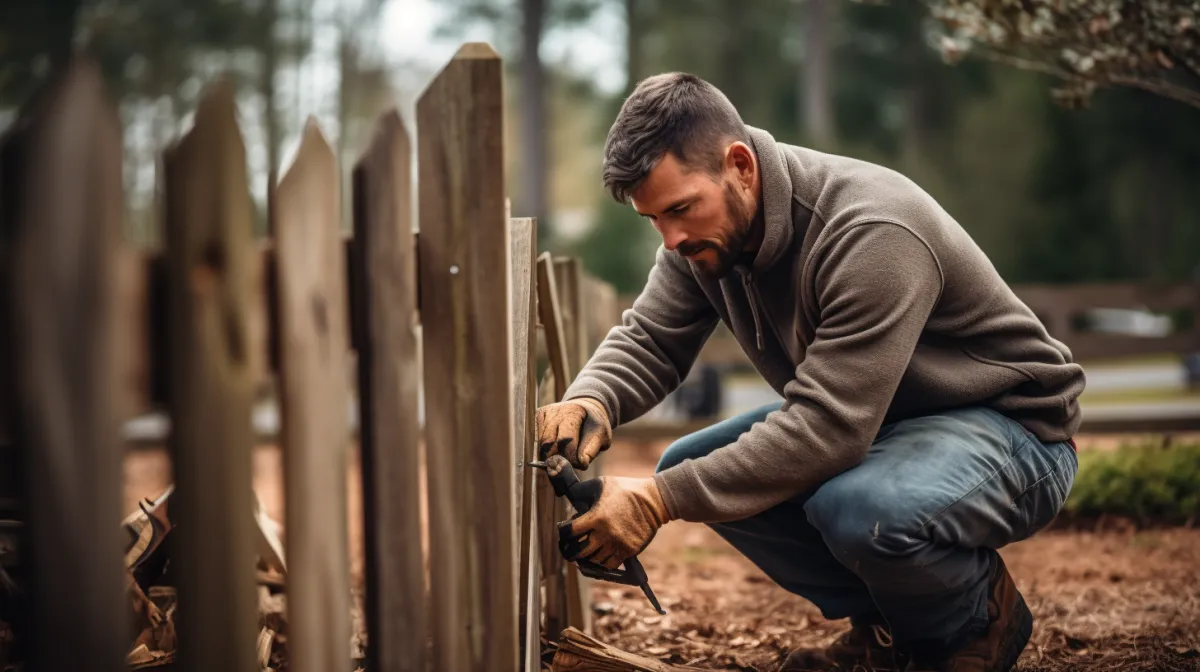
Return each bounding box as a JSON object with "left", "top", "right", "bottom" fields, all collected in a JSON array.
[{"left": 1, "top": 0, "right": 1197, "bottom": 289}]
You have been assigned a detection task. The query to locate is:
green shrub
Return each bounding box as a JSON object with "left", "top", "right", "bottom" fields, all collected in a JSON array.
[{"left": 1063, "top": 441, "right": 1200, "bottom": 526}]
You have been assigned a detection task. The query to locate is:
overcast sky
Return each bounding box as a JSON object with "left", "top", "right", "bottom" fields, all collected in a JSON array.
[{"left": 379, "top": 0, "right": 627, "bottom": 95}]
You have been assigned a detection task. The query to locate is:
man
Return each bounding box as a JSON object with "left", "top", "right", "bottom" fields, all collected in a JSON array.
[{"left": 535, "top": 72, "right": 1084, "bottom": 672}]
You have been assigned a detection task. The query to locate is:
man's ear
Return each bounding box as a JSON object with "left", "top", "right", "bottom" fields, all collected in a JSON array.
[{"left": 724, "top": 141, "right": 756, "bottom": 191}]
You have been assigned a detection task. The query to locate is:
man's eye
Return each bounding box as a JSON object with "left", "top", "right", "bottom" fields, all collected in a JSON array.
[{"left": 671, "top": 205, "right": 690, "bottom": 215}]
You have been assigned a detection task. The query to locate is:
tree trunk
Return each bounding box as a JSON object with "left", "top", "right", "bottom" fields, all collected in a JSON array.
[
  {"left": 46, "top": 0, "right": 84, "bottom": 70},
  {"left": 1144, "top": 151, "right": 1171, "bottom": 280},
  {"left": 625, "top": 0, "right": 643, "bottom": 93},
  {"left": 800, "top": 0, "right": 834, "bottom": 147},
  {"left": 719, "top": 1, "right": 749, "bottom": 111},
  {"left": 521, "top": 0, "right": 548, "bottom": 237}
]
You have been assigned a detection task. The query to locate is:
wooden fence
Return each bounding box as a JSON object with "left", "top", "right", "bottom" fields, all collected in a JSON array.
[{"left": 0, "top": 43, "right": 620, "bottom": 671}]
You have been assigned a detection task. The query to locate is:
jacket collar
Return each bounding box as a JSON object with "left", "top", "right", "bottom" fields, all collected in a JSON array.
[{"left": 743, "top": 126, "right": 795, "bottom": 276}]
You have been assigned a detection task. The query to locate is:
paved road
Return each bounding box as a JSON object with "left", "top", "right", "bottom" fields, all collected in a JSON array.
[{"left": 1083, "top": 361, "right": 1186, "bottom": 393}]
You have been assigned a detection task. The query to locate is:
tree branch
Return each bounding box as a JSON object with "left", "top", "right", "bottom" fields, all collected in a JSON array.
[{"left": 972, "top": 47, "right": 1200, "bottom": 111}]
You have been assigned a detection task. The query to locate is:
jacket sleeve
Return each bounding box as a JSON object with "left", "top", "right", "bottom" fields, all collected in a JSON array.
[
  {"left": 562, "top": 245, "right": 719, "bottom": 427},
  {"left": 653, "top": 222, "right": 944, "bottom": 523}
]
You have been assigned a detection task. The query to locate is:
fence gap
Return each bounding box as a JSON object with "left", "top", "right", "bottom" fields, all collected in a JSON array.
[
  {"left": 162, "top": 81, "right": 260, "bottom": 672},
  {"left": 418, "top": 42, "right": 519, "bottom": 672},
  {"left": 350, "top": 109, "right": 427, "bottom": 672},
  {"left": 274, "top": 118, "right": 352, "bottom": 672},
  {"left": 7, "top": 58, "right": 129, "bottom": 672}
]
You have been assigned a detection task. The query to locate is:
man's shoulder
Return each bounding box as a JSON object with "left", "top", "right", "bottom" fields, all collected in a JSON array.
[{"left": 777, "top": 142, "right": 941, "bottom": 219}]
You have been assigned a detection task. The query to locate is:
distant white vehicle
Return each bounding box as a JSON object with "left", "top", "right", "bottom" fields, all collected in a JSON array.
[{"left": 1086, "top": 308, "right": 1173, "bottom": 338}]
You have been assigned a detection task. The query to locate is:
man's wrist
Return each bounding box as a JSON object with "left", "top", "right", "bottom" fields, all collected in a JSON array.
[
  {"left": 649, "top": 473, "right": 678, "bottom": 523},
  {"left": 646, "top": 476, "right": 673, "bottom": 525},
  {"left": 571, "top": 395, "right": 611, "bottom": 426}
]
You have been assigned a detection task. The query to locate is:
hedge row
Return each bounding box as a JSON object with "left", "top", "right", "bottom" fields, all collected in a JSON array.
[{"left": 1062, "top": 441, "right": 1200, "bottom": 526}]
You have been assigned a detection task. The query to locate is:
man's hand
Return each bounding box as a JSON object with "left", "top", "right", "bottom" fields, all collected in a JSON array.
[
  {"left": 535, "top": 397, "right": 612, "bottom": 469},
  {"left": 557, "top": 476, "right": 672, "bottom": 569}
]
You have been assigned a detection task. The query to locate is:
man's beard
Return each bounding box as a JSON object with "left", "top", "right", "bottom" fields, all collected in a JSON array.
[{"left": 678, "top": 182, "right": 756, "bottom": 279}]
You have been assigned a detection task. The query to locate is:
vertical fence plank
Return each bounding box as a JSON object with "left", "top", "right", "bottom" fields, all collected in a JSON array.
[
  {"left": 534, "top": 253, "right": 570, "bottom": 641},
  {"left": 418, "top": 42, "right": 518, "bottom": 672},
  {"left": 163, "top": 81, "right": 259, "bottom": 672},
  {"left": 7, "top": 59, "right": 128, "bottom": 672},
  {"left": 351, "top": 109, "right": 427, "bottom": 672},
  {"left": 537, "top": 254, "right": 570, "bottom": 396},
  {"left": 275, "top": 118, "right": 352, "bottom": 672},
  {"left": 553, "top": 258, "right": 588, "bottom": 378},
  {"left": 552, "top": 257, "right": 593, "bottom": 634},
  {"left": 509, "top": 217, "right": 540, "bottom": 669}
]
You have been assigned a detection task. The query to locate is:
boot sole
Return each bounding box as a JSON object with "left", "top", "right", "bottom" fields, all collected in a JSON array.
[{"left": 995, "top": 594, "right": 1033, "bottom": 672}]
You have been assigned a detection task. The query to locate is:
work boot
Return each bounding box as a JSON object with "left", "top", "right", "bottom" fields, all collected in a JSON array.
[
  {"left": 778, "top": 614, "right": 900, "bottom": 671},
  {"left": 903, "top": 553, "right": 1033, "bottom": 672}
]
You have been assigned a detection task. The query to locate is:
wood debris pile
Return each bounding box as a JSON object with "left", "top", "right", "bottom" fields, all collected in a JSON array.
[{"left": 122, "top": 486, "right": 292, "bottom": 670}]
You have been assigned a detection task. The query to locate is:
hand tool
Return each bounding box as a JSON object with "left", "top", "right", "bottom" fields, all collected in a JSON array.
[{"left": 529, "top": 455, "right": 666, "bottom": 615}]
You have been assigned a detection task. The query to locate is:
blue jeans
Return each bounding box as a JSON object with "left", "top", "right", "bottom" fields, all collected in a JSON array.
[{"left": 656, "top": 404, "right": 1077, "bottom": 649}]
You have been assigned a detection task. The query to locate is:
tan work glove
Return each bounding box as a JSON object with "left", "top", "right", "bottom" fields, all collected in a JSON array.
[
  {"left": 535, "top": 397, "right": 612, "bottom": 469},
  {"left": 557, "top": 476, "right": 672, "bottom": 569}
]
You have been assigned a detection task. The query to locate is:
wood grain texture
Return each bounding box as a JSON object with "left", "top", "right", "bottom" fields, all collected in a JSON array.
[
  {"left": 418, "top": 42, "right": 519, "bottom": 672},
  {"left": 7, "top": 59, "right": 129, "bottom": 671},
  {"left": 552, "top": 258, "right": 592, "bottom": 634},
  {"left": 350, "top": 109, "right": 426, "bottom": 672},
  {"left": 553, "top": 258, "right": 587, "bottom": 379},
  {"left": 550, "top": 628, "right": 705, "bottom": 672},
  {"left": 274, "top": 118, "right": 352, "bottom": 672},
  {"left": 509, "top": 218, "right": 539, "bottom": 670},
  {"left": 536, "top": 254, "right": 570, "bottom": 400},
  {"left": 162, "top": 81, "right": 259, "bottom": 672},
  {"left": 534, "top": 255, "right": 570, "bottom": 641}
]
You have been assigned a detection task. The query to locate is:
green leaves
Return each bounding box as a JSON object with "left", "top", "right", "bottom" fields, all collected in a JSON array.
[{"left": 1065, "top": 441, "right": 1200, "bottom": 525}]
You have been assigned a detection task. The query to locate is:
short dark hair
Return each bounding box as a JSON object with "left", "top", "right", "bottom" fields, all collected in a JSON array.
[{"left": 602, "top": 72, "right": 749, "bottom": 203}]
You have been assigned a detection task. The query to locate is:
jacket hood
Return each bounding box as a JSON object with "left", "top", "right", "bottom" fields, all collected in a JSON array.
[{"left": 744, "top": 125, "right": 795, "bottom": 275}]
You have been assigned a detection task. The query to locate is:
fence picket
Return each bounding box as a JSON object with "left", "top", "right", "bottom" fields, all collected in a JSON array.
[
  {"left": 162, "top": 81, "right": 260, "bottom": 672},
  {"left": 418, "top": 42, "right": 519, "bottom": 672},
  {"left": 274, "top": 118, "right": 352, "bottom": 672},
  {"left": 551, "top": 258, "right": 593, "bottom": 634},
  {"left": 509, "top": 217, "right": 540, "bottom": 669},
  {"left": 7, "top": 59, "right": 129, "bottom": 672},
  {"left": 350, "top": 109, "right": 427, "bottom": 672},
  {"left": 534, "top": 252, "right": 571, "bottom": 642}
]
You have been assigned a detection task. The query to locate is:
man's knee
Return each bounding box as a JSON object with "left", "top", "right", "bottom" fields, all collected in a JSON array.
[
  {"left": 655, "top": 434, "right": 706, "bottom": 473},
  {"left": 805, "top": 475, "right": 922, "bottom": 575},
  {"left": 656, "top": 401, "right": 782, "bottom": 474}
]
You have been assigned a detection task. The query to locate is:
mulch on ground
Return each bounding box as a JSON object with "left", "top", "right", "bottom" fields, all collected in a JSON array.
[{"left": 592, "top": 440, "right": 1200, "bottom": 672}]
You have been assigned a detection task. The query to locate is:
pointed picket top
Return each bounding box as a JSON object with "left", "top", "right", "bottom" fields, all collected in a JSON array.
[
  {"left": 279, "top": 116, "right": 336, "bottom": 196},
  {"left": 27, "top": 55, "right": 119, "bottom": 137},
  {"left": 354, "top": 108, "right": 411, "bottom": 177},
  {"left": 453, "top": 41, "right": 500, "bottom": 60},
  {"left": 165, "top": 78, "right": 243, "bottom": 164}
]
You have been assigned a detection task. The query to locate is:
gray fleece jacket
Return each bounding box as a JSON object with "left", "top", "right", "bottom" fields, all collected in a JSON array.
[{"left": 563, "top": 126, "right": 1087, "bottom": 524}]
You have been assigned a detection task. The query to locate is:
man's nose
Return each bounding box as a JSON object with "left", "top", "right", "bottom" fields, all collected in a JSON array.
[{"left": 660, "top": 225, "right": 687, "bottom": 252}]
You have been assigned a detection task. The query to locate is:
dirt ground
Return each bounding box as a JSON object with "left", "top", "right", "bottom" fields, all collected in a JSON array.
[
  {"left": 122, "top": 435, "right": 1200, "bottom": 672},
  {"left": 591, "top": 440, "right": 1200, "bottom": 672}
]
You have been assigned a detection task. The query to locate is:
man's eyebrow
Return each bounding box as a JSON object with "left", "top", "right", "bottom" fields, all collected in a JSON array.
[{"left": 636, "top": 196, "right": 696, "bottom": 217}]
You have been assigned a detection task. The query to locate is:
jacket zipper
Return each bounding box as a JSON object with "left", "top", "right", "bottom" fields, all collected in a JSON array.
[
  {"left": 738, "top": 267, "right": 766, "bottom": 351},
  {"left": 740, "top": 267, "right": 790, "bottom": 358}
]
